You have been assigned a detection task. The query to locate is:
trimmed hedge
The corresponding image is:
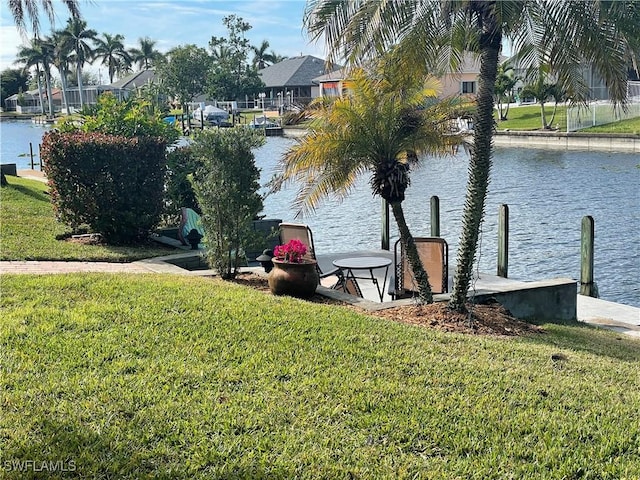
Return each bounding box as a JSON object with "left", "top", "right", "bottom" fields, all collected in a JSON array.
[{"left": 42, "top": 131, "right": 166, "bottom": 244}]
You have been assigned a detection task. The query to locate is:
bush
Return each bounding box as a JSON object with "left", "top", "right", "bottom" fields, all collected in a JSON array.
[
  {"left": 190, "top": 128, "right": 265, "bottom": 279},
  {"left": 42, "top": 131, "right": 166, "bottom": 244}
]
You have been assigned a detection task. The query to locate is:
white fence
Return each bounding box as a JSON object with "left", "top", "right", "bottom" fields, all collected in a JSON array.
[{"left": 566, "top": 81, "right": 640, "bottom": 132}]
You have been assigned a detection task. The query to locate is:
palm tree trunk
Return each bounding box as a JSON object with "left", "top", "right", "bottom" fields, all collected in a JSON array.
[
  {"left": 43, "top": 67, "right": 55, "bottom": 118},
  {"left": 448, "top": 28, "right": 502, "bottom": 312},
  {"left": 60, "top": 69, "right": 71, "bottom": 115},
  {"left": 539, "top": 100, "right": 548, "bottom": 129},
  {"left": 390, "top": 201, "right": 433, "bottom": 304},
  {"left": 35, "top": 67, "right": 45, "bottom": 115},
  {"left": 77, "top": 65, "right": 84, "bottom": 110}
]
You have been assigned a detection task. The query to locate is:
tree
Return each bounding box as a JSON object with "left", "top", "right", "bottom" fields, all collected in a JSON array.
[
  {"left": 251, "top": 39, "right": 277, "bottom": 69},
  {"left": 207, "top": 15, "right": 264, "bottom": 101},
  {"left": 190, "top": 128, "right": 265, "bottom": 280},
  {"left": 271, "top": 63, "right": 459, "bottom": 303},
  {"left": 8, "top": 0, "right": 80, "bottom": 34},
  {"left": 15, "top": 39, "right": 47, "bottom": 115},
  {"left": 305, "top": 0, "right": 633, "bottom": 312},
  {"left": 63, "top": 17, "right": 97, "bottom": 110},
  {"left": 156, "top": 44, "right": 211, "bottom": 118},
  {"left": 94, "top": 33, "right": 131, "bottom": 83},
  {"left": 51, "top": 29, "right": 73, "bottom": 114},
  {"left": 128, "top": 37, "right": 163, "bottom": 70},
  {"left": 520, "top": 72, "right": 566, "bottom": 130},
  {"left": 494, "top": 61, "right": 517, "bottom": 121},
  {"left": 0, "top": 68, "right": 30, "bottom": 105}
]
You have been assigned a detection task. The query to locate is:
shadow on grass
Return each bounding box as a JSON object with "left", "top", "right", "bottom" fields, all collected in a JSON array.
[
  {"left": 524, "top": 318, "right": 640, "bottom": 362},
  {"left": 6, "top": 180, "right": 50, "bottom": 203}
]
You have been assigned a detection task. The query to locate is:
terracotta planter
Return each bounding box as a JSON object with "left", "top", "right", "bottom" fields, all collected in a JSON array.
[{"left": 268, "top": 259, "right": 319, "bottom": 298}]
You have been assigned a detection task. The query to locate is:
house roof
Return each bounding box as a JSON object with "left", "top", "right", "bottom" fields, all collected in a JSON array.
[
  {"left": 259, "top": 55, "right": 342, "bottom": 88},
  {"left": 109, "top": 69, "right": 156, "bottom": 89},
  {"left": 313, "top": 68, "right": 349, "bottom": 83}
]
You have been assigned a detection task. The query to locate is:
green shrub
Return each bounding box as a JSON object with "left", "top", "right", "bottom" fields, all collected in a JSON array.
[
  {"left": 42, "top": 131, "right": 166, "bottom": 244},
  {"left": 190, "top": 128, "right": 265, "bottom": 279},
  {"left": 59, "top": 92, "right": 180, "bottom": 143}
]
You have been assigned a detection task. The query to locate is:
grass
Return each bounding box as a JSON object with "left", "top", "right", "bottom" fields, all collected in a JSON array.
[
  {"left": 1, "top": 273, "right": 639, "bottom": 479},
  {"left": 1, "top": 131, "right": 639, "bottom": 478},
  {"left": 0, "top": 176, "right": 174, "bottom": 261},
  {"left": 582, "top": 116, "right": 640, "bottom": 135},
  {"left": 494, "top": 104, "right": 568, "bottom": 131}
]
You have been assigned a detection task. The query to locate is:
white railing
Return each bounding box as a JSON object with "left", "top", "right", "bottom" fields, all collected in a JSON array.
[{"left": 566, "top": 82, "right": 640, "bottom": 132}]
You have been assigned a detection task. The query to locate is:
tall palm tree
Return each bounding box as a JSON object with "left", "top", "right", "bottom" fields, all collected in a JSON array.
[
  {"left": 51, "top": 29, "right": 73, "bottom": 114},
  {"left": 15, "top": 37, "right": 55, "bottom": 117},
  {"left": 305, "top": 0, "right": 633, "bottom": 312},
  {"left": 128, "top": 37, "right": 163, "bottom": 70},
  {"left": 272, "top": 64, "right": 459, "bottom": 303},
  {"left": 63, "top": 17, "right": 96, "bottom": 110},
  {"left": 8, "top": 0, "right": 80, "bottom": 34},
  {"left": 15, "top": 40, "right": 46, "bottom": 114},
  {"left": 94, "top": 33, "right": 131, "bottom": 83}
]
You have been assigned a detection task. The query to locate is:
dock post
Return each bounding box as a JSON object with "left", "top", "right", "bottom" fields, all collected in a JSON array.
[
  {"left": 29, "top": 142, "right": 34, "bottom": 169},
  {"left": 497, "top": 204, "right": 509, "bottom": 278},
  {"left": 381, "top": 199, "right": 390, "bottom": 250},
  {"left": 430, "top": 195, "right": 440, "bottom": 237},
  {"left": 580, "top": 215, "right": 597, "bottom": 297}
]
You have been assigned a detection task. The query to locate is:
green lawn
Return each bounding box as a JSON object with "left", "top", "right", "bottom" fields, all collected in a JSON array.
[
  {"left": 582, "top": 116, "right": 640, "bottom": 134},
  {"left": 494, "top": 104, "right": 568, "bottom": 131},
  {"left": 0, "top": 176, "right": 174, "bottom": 261},
  {"left": 1, "top": 148, "right": 639, "bottom": 478},
  {"left": 1, "top": 273, "right": 639, "bottom": 479}
]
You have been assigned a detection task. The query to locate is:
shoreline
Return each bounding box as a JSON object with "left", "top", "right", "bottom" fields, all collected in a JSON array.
[{"left": 284, "top": 128, "right": 640, "bottom": 152}]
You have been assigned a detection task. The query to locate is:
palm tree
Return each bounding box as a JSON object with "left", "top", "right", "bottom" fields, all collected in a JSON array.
[
  {"left": 305, "top": 0, "right": 633, "bottom": 312},
  {"left": 15, "top": 37, "right": 55, "bottom": 117},
  {"left": 129, "top": 37, "right": 163, "bottom": 70},
  {"left": 520, "top": 72, "right": 565, "bottom": 129},
  {"left": 51, "top": 30, "right": 73, "bottom": 114},
  {"left": 15, "top": 40, "right": 46, "bottom": 115},
  {"left": 494, "top": 61, "right": 517, "bottom": 121},
  {"left": 8, "top": 0, "right": 80, "bottom": 34},
  {"left": 63, "top": 18, "right": 97, "bottom": 110},
  {"left": 94, "top": 33, "right": 131, "bottom": 83},
  {"left": 251, "top": 40, "right": 276, "bottom": 69},
  {"left": 272, "top": 64, "right": 459, "bottom": 303}
]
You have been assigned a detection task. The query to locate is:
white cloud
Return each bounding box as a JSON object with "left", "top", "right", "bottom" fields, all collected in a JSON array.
[{"left": 0, "top": 25, "right": 24, "bottom": 71}]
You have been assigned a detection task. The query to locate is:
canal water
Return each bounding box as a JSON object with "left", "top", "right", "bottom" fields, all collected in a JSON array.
[{"left": 2, "top": 120, "right": 639, "bottom": 307}]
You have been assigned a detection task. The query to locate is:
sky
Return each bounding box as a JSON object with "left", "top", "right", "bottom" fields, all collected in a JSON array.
[{"left": 0, "top": 0, "right": 326, "bottom": 79}]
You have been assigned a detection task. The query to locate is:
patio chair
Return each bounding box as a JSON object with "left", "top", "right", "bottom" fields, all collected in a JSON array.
[
  {"left": 389, "top": 237, "right": 448, "bottom": 300},
  {"left": 278, "top": 222, "right": 363, "bottom": 297}
]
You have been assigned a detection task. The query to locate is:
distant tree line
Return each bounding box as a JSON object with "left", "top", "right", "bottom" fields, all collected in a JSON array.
[{"left": 5, "top": 2, "right": 287, "bottom": 115}]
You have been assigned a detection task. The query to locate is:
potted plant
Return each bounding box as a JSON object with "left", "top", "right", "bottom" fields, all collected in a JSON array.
[{"left": 268, "top": 239, "right": 319, "bottom": 298}]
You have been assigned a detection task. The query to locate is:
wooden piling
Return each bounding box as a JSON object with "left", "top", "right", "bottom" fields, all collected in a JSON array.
[
  {"left": 497, "top": 204, "right": 509, "bottom": 278},
  {"left": 29, "top": 142, "right": 34, "bottom": 169},
  {"left": 430, "top": 195, "right": 440, "bottom": 237},
  {"left": 580, "top": 215, "right": 597, "bottom": 297}
]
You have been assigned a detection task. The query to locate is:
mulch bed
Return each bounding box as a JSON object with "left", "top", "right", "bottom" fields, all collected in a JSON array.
[{"left": 231, "top": 272, "right": 544, "bottom": 337}]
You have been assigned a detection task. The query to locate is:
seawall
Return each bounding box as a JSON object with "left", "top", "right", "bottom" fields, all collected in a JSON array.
[
  {"left": 284, "top": 128, "right": 640, "bottom": 153},
  {"left": 494, "top": 131, "right": 640, "bottom": 153}
]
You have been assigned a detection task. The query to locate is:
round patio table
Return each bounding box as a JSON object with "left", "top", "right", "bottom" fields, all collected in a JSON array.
[{"left": 332, "top": 256, "right": 392, "bottom": 302}]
